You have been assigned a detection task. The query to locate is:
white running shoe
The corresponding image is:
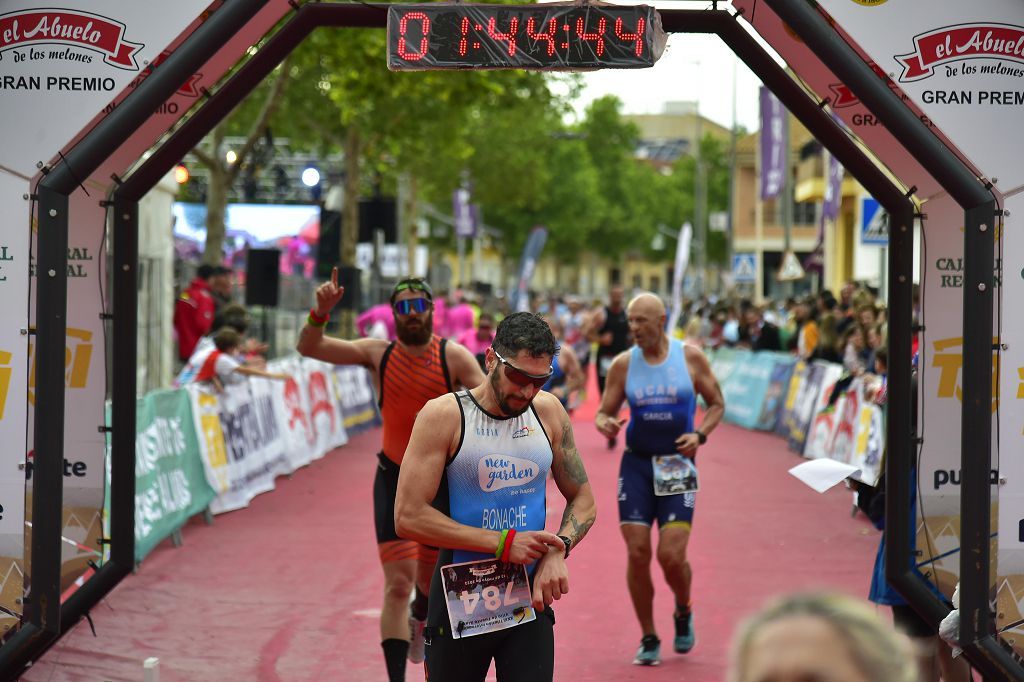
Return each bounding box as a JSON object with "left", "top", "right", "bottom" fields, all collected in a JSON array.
[{"left": 408, "top": 616, "right": 427, "bottom": 663}]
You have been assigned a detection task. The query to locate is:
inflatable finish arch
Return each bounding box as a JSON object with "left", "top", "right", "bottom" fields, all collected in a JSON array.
[{"left": 6, "top": 0, "right": 1011, "bottom": 677}]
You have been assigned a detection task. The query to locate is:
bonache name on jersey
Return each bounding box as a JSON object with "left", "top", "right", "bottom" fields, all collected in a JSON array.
[{"left": 482, "top": 505, "right": 528, "bottom": 530}]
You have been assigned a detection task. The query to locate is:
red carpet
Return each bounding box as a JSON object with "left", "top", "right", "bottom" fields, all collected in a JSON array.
[{"left": 25, "top": 377, "right": 878, "bottom": 681}]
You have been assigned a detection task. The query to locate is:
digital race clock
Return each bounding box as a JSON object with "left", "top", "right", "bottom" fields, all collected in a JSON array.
[{"left": 387, "top": 3, "right": 667, "bottom": 71}]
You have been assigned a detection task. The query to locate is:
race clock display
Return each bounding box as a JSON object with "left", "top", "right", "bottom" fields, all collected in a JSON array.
[{"left": 387, "top": 3, "right": 667, "bottom": 71}]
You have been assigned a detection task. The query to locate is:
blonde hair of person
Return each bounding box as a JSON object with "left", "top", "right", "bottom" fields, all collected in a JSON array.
[{"left": 729, "top": 592, "right": 917, "bottom": 682}]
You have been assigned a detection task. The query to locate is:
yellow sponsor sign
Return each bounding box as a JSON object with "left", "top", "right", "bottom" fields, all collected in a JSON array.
[
  {"left": 0, "top": 350, "right": 10, "bottom": 421},
  {"left": 932, "top": 337, "right": 999, "bottom": 411},
  {"left": 27, "top": 327, "right": 92, "bottom": 405}
]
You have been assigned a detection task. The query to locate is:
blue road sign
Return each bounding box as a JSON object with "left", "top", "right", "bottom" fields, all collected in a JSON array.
[{"left": 732, "top": 253, "right": 757, "bottom": 283}]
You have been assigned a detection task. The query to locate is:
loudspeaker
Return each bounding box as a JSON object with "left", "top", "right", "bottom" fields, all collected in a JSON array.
[
  {"left": 359, "top": 198, "right": 397, "bottom": 243},
  {"left": 336, "top": 266, "right": 361, "bottom": 311},
  {"left": 245, "top": 248, "right": 281, "bottom": 307},
  {"left": 317, "top": 209, "right": 342, "bottom": 279}
]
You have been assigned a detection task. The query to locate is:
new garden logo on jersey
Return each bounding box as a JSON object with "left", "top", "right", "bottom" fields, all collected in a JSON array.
[
  {"left": 478, "top": 455, "right": 538, "bottom": 492},
  {"left": 897, "top": 23, "right": 1024, "bottom": 82},
  {"left": 0, "top": 9, "right": 144, "bottom": 70}
]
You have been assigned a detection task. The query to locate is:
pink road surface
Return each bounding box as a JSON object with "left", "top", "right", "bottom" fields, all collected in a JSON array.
[{"left": 26, "top": 378, "right": 877, "bottom": 681}]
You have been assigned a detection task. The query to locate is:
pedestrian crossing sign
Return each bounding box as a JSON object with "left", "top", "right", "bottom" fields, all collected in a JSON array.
[
  {"left": 861, "top": 197, "right": 888, "bottom": 245},
  {"left": 732, "top": 253, "right": 757, "bottom": 283},
  {"left": 778, "top": 250, "right": 805, "bottom": 281}
]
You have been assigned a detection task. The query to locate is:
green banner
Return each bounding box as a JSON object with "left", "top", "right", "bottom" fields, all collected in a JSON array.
[{"left": 132, "top": 389, "right": 215, "bottom": 562}]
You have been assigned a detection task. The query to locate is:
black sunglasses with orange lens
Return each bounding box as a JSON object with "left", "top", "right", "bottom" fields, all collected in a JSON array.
[{"left": 493, "top": 349, "right": 552, "bottom": 389}]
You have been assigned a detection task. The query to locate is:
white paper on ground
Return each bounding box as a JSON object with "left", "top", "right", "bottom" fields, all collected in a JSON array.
[{"left": 788, "top": 459, "right": 861, "bottom": 494}]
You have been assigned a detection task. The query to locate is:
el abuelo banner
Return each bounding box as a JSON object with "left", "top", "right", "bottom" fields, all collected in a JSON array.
[
  {"left": 0, "top": 1, "right": 212, "bottom": 177},
  {"left": 817, "top": 0, "right": 1024, "bottom": 193}
]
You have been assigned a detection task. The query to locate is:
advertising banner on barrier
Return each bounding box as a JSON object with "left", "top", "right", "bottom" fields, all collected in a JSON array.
[
  {"left": 817, "top": 0, "right": 1024, "bottom": 193},
  {"left": 721, "top": 351, "right": 782, "bottom": 430},
  {"left": 188, "top": 380, "right": 291, "bottom": 515},
  {"left": 756, "top": 356, "right": 797, "bottom": 432},
  {"left": 776, "top": 360, "right": 808, "bottom": 439},
  {"left": 787, "top": 362, "right": 843, "bottom": 456},
  {"left": 334, "top": 365, "right": 381, "bottom": 434},
  {"left": 804, "top": 376, "right": 884, "bottom": 486},
  {"left": 272, "top": 357, "right": 348, "bottom": 470},
  {"left": 131, "top": 389, "right": 215, "bottom": 562}
]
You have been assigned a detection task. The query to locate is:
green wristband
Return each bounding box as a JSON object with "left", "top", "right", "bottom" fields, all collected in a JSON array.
[{"left": 495, "top": 528, "right": 509, "bottom": 559}]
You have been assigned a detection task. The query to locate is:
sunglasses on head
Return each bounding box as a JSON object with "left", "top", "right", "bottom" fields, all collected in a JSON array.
[
  {"left": 391, "top": 278, "right": 433, "bottom": 302},
  {"left": 393, "top": 297, "right": 431, "bottom": 316},
  {"left": 493, "top": 349, "right": 552, "bottom": 389}
]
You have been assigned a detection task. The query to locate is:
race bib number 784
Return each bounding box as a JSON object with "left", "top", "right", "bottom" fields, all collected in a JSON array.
[{"left": 440, "top": 558, "right": 536, "bottom": 638}]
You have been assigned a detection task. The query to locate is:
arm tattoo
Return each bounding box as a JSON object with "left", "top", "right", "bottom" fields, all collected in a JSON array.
[
  {"left": 559, "top": 500, "right": 595, "bottom": 546},
  {"left": 558, "top": 418, "right": 588, "bottom": 486}
]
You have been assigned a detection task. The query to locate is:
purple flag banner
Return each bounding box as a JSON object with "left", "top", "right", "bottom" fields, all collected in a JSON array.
[
  {"left": 760, "top": 86, "right": 785, "bottom": 200},
  {"left": 822, "top": 152, "right": 844, "bottom": 223},
  {"left": 510, "top": 227, "right": 548, "bottom": 313},
  {"left": 453, "top": 187, "right": 475, "bottom": 238},
  {"left": 806, "top": 151, "right": 844, "bottom": 274}
]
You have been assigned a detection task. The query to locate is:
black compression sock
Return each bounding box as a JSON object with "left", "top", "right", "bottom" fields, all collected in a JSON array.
[
  {"left": 411, "top": 587, "right": 429, "bottom": 621},
  {"left": 382, "top": 638, "right": 409, "bottom": 682}
]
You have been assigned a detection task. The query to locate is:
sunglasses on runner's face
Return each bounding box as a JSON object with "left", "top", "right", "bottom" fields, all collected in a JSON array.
[
  {"left": 393, "top": 297, "right": 430, "bottom": 316},
  {"left": 493, "top": 350, "right": 552, "bottom": 389}
]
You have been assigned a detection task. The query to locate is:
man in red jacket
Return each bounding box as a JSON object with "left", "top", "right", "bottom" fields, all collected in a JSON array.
[{"left": 174, "top": 264, "right": 217, "bottom": 362}]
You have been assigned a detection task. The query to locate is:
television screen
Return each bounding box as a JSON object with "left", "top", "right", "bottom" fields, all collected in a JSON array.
[{"left": 172, "top": 202, "right": 321, "bottom": 276}]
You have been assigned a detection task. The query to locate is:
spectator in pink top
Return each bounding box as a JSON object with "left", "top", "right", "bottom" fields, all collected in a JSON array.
[
  {"left": 357, "top": 303, "right": 397, "bottom": 340},
  {"left": 456, "top": 312, "right": 495, "bottom": 371},
  {"left": 445, "top": 293, "right": 476, "bottom": 341}
]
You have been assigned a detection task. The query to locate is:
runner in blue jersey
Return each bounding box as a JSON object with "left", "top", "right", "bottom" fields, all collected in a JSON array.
[
  {"left": 595, "top": 293, "right": 725, "bottom": 667},
  {"left": 395, "top": 312, "right": 597, "bottom": 682}
]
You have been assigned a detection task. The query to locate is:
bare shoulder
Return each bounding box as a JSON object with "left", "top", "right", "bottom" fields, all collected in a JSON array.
[
  {"left": 683, "top": 342, "right": 711, "bottom": 367},
  {"left": 532, "top": 391, "right": 568, "bottom": 434},
  {"left": 354, "top": 337, "right": 392, "bottom": 369},
  {"left": 610, "top": 348, "right": 633, "bottom": 371}
]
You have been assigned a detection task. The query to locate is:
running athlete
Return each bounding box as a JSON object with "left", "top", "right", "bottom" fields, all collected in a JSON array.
[
  {"left": 395, "top": 312, "right": 597, "bottom": 682},
  {"left": 594, "top": 293, "right": 725, "bottom": 666},
  {"left": 541, "top": 316, "right": 585, "bottom": 412},
  {"left": 296, "top": 270, "right": 484, "bottom": 682},
  {"left": 590, "top": 285, "right": 632, "bottom": 448}
]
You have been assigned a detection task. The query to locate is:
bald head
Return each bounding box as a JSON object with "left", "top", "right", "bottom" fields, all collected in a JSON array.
[{"left": 628, "top": 293, "right": 666, "bottom": 318}]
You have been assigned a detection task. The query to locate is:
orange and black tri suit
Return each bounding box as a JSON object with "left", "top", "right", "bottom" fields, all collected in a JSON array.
[{"left": 374, "top": 335, "right": 452, "bottom": 566}]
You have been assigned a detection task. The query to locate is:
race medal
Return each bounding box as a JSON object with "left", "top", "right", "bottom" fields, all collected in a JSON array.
[
  {"left": 652, "top": 454, "right": 699, "bottom": 496},
  {"left": 439, "top": 558, "right": 536, "bottom": 639}
]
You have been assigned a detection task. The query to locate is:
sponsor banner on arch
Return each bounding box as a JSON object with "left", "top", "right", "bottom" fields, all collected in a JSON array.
[
  {"left": 0, "top": 1, "right": 212, "bottom": 177},
  {"left": 996, "top": 190, "right": 1024, "bottom": 647},
  {"left": 0, "top": 172, "right": 31, "bottom": 632},
  {"left": 916, "top": 192, "right": 1001, "bottom": 597},
  {"left": 817, "top": 0, "right": 1024, "bottom": 192}
]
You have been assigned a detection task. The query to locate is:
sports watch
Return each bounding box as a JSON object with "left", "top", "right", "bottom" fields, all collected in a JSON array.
[
  {"left": 696, "top": 429, "right": 707, "bottom": 445},
  {"left": 557, "top": 535, "right": 573, "bottom": 560}
]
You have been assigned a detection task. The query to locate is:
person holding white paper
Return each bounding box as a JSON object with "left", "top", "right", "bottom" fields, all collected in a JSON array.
[
  {"left": 395, "top": 312, "right": 596, "bottom": 682},
  {"left": 595, "top": 293, "right": 725, "bottom": 666}
]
